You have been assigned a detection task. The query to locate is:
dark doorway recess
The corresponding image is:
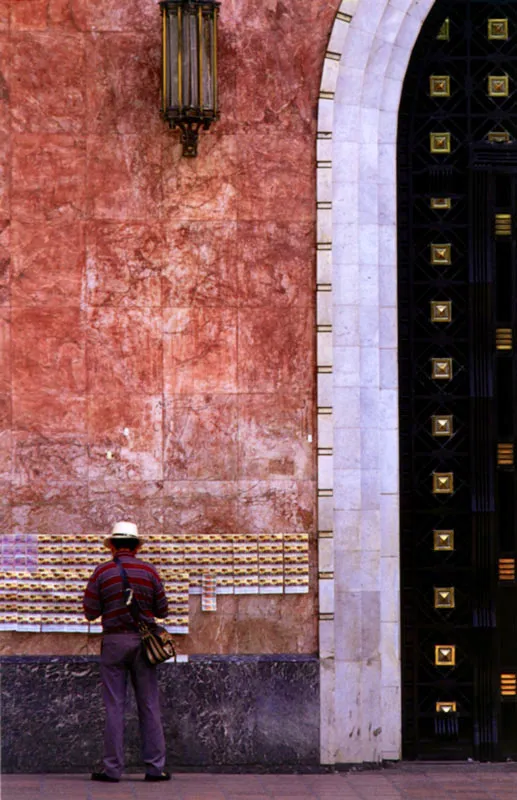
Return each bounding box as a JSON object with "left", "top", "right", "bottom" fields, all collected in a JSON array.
[{"left": 398, "top": 0, "right": 517, "bottom": 761}]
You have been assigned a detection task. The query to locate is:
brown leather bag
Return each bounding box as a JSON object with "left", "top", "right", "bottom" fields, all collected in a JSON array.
[{"left": 114, "top": 558, "right": 176, "bottom": 665}]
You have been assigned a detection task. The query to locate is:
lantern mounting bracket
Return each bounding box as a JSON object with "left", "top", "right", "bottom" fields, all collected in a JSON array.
[{"left": 171, "top": 119, "right": 208, "bottom": 158}]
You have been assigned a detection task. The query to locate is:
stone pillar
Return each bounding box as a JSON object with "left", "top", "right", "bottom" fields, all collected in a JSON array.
[{"left": 317, "top": 0, "right": 437, "bottom": 764}]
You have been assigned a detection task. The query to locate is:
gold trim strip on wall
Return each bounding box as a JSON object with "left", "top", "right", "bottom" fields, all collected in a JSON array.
[
  {"left": 496, "top": 329, "right": 513, "bottom": 350},
  {"left": 495, "top": 213, "right": 512, "bottom": 236},
  {"left": 501, "top": 674, "right": 517, "bottom": 696},
  {"left": 499, "top": 558, "right": 516, "bottom": 581},
  {"left": 498, "top": 443, "right": 514, "bottom": 466}
]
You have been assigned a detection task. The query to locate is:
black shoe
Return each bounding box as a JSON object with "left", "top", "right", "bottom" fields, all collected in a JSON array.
[
  {"left": 144, "top": 772, "right": 171, "bottom": 782},
  {"left": 91, "top": 772, "right": 120, "bottom": 783}
]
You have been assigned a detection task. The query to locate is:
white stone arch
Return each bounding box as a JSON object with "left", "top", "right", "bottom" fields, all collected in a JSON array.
[{"left": 316, "top": 0, "right": 437, "bottom": 765}]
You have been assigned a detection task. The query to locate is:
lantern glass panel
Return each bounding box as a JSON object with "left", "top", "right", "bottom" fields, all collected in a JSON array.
[
  {"left": 166, "top": 10, "right": 179, "bottom": 108},
  {"left": 202, "top": 13, "right": 214, "bottom": 111},
  {"left": 182, "top": 9, "right": 199, "bottom": 108}
]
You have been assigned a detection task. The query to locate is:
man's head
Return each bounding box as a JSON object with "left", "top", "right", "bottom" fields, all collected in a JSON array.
[{"left": 104, "top": 521, "right": 143, "bottom": 553}]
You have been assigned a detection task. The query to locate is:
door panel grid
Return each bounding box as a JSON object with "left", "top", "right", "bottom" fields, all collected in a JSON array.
[{"left": 398, "top": 0, "right": 517, "bottom": 760}]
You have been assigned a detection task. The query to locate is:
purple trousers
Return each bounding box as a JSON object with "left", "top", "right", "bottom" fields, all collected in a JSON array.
[{"left": 100, "top": 633, "right": 166, "bottom": 779}]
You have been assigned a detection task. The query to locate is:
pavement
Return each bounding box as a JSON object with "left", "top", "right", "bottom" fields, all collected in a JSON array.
[{"left": 3, "top": 764, "right": 517, "bottom": 800}]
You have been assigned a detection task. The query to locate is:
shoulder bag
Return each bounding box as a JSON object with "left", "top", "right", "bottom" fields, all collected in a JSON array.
[{"left": 114, "top": 557, "right": 176, "bottom": 665}]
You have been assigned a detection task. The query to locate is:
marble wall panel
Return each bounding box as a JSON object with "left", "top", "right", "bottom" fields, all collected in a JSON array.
[
  {"left": 76, "top": 0, "right": 157, "bottom": 33},
  {"left": 11, "top": 222, "right": 85, "bottom": 307},
  {"left": 0, "top": 308, "right": 10, "bottom": 394},
  {"left": 12, "top": 434, "right": 88, "bottom": 502},
  {"left": 239, "top": 480, "right": 315, "bottom": 535},
  {"left": 12, "top": 308, "right": 86, "bottom": 395},
  {"left": 235, "top": 134, "right": 314, "bottom": 223},
  {"left": 163, "top": 221, "right": 238, "bottom": 308},
  {"left": 12, "top": 134, "right": 87, "bottom": 222},
  {"left": 10, "top": 0, "right": 48, "bottom": 30},
  {"left": 189, "top": 595, "right": 317, "bottom": 654},
  {"left": 0, "top": 429, "right": 11, "bottom": 482},
  {"left": 0, "top": 219, "right": 9, "bottom": 307},
  {"left": 0, "top": 480, "right": 11, "bottom": 530},
  {"left": 163, "top": 308, "right": 237, "bottom": 395},
  {"left": 234, "top": 25, "right": 316, "bottom": 136},
  {"left": 87, "top": 307, "right": 162, "bottom": 395},
  {"left": 1, "top": 655, "right": 319, "bottom": 769},
  {"left": 86, "top": 221, "right": 163, "bottom": 308},
  {"left": 164, "top": 395, "right": 239, "bottom": 482},
  {"left": 13, "top": 393, "right": 87, "bottom": 437},
  {"left": 238, "top": 307, "right": 313, "bottom": 394},
  {"left": 88, "top": 394, "right": 163, "bottom": 485},
  {"left": 0, "top": 38, "right": 9, "bottom": 136},
  {"left": 0, "top": 125, "right": 9, "bottom": 219},
  {"left": 87, "top": 135, "right": 163, "bottom": 220},
  {"left": 11, "top": 491, "right": 90, "bottom": 537},
  {"left": 236, "top": 222, "right": 314, "bottom": 308},
  {"left": 0, "top": 392, "right": 10, "bottom": 430},
  {"left": 10, "top": 33, "right": 86, "bottom": 134},
  {"left": 86, "top": 33, "right": 160, "bottom": 136},
  {"left": 88, "top": 482, "right": 164, "bottom": 538},
  {"left": 238, "top": 394, "right": 313, "bottom": 481},
  {"left": 47, "top": 0, "right": 85, "bottom": 30},
  {"left": 0, "top": 0, "right": 337, "bottom": 655},
  {"left": 162, "top": 135, "right": 239, "bottom": 222},
  {"left": 163, "top": 481, "right": 240, "bottom": 538}
]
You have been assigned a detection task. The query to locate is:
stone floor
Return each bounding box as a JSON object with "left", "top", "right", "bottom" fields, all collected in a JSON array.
[{"left": 3, "top": 764, "right": 517, "bottom": 800}]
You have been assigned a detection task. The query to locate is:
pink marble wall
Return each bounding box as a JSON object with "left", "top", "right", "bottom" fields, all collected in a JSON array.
[{"left": 0, "top": 0, "right": 339, "bottom": 655}]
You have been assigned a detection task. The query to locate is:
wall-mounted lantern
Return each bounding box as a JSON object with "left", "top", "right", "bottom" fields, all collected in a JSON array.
[{"left": 160, "top": 0, "right": 220, "bottom": 157}]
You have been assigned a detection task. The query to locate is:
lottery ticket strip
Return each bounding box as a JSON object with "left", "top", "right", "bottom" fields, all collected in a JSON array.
[{"left": 0, "top": 533, "right": 310, "bottom": 634}]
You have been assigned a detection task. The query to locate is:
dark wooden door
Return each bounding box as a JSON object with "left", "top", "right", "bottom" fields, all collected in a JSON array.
[{"left": 398, "top": 0, "right": 517, "bottom": 760}]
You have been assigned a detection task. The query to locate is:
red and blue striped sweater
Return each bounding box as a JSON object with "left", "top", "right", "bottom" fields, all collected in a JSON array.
[{"left": 83, "top": 550, "right": 168, "bottom": 633}]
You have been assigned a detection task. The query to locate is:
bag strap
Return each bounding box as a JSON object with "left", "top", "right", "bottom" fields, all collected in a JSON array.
[{"left": 113, "top": 556, "right": 142, "bottom": 625}]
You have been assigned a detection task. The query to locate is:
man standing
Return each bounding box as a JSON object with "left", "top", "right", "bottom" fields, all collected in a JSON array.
[{"left": 83, "top": 521, "right": 171, "bottom": 783}]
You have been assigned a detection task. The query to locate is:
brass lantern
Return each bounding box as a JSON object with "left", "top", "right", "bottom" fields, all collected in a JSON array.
[{"left": 160, "top": 0, "right": 220, "bottom": 157}]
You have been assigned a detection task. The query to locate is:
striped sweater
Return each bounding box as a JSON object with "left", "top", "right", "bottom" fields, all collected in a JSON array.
[{"left": 83, "top": 550, "right": 169, "bottom": 633}]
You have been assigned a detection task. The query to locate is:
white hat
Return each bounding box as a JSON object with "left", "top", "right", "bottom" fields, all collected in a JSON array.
[{"left": 104, "top": 520, "right": 144, "bottom": 548}]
